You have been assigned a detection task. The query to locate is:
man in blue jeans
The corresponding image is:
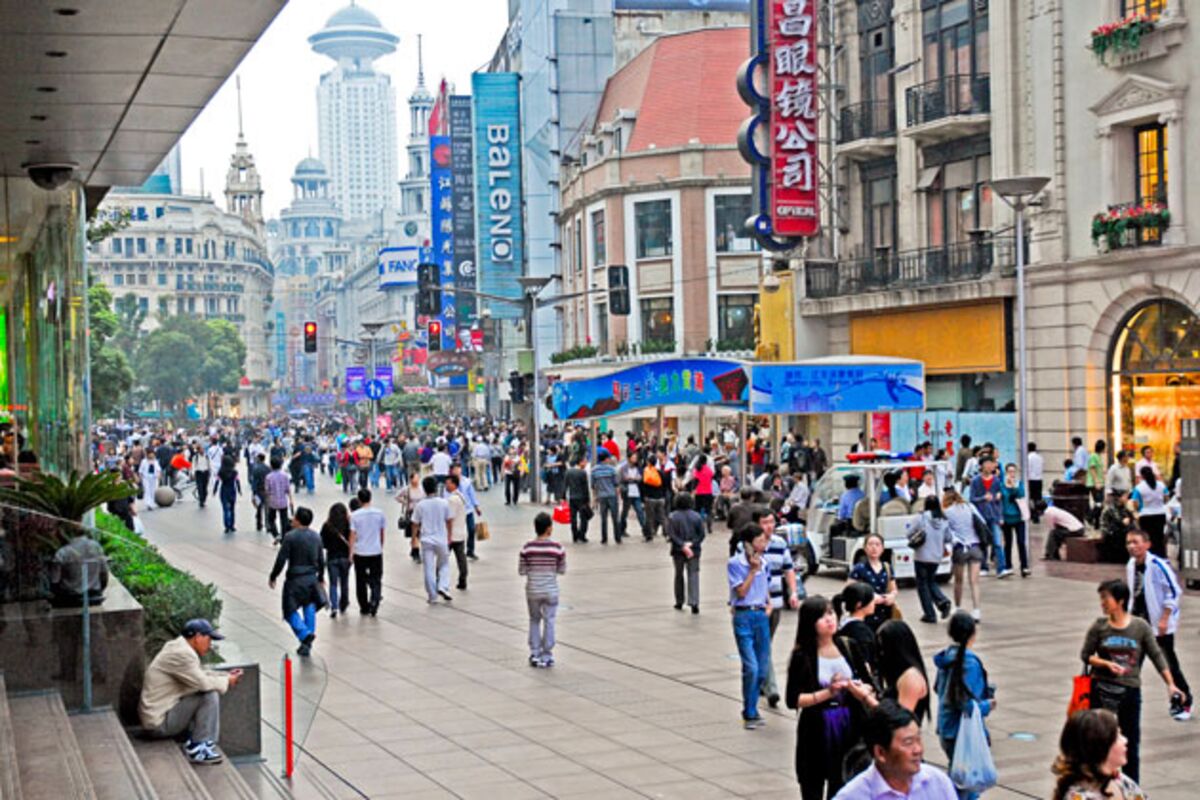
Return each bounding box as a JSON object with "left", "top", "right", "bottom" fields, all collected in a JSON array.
[
  {"left": 727, "top": 523, "right": 772, "bottom": 729},
  {"left": 969, "top": 457, "right": 1010, "bottom": 577}
]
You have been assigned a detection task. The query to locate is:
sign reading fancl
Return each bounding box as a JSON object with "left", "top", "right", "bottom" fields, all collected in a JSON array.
[
  {"left": 472, "top": 73, "right": 524, "bottom": 320},
  {"left": 377, "top": 246, "right": 419, "bottom": 289},
  {"left": 769, "top": 0, "right": 819, "bottom": 237}
]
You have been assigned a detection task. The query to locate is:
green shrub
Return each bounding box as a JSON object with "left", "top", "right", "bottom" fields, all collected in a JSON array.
[{"left": 94, "top": 511, "right": 223, "bottom": 657}]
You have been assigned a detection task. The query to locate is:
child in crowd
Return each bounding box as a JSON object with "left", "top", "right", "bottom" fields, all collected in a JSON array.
[{"left": 518, "top": 512, "right": 566, "bottom": 668}]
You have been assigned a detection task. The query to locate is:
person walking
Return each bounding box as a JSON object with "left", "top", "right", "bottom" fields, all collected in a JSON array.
[
  {"left": 1026, "top": 442, "right": 1044, "bottom": 523},
  {"left": 1087, "top": 440, "right": 1108, "bottom": 528},
  {"left": 1051, "top": 709, "right": 1145, "bottom": 800},
  {"left": 444, "top": 474, "right": 470, "bottom": 591},
  {"left": 1079, "top": 578, "right": 1182, "bottom": 782},
  {"left": 396, "top": 471, "right": 425, "bottom": 563},
  {"left": 691, "top": 453, "right": 716, "bottom": 533},
  {"left": 847, "top": 532, "right": 898, "bottom": 631},
  {"left": 1125, "top": 528, "right": 1192, "bottom": 720},
  {"left": 382, "top": 438, "right": 402, "bottom": 491},
  {"left": 618, "top": 451, "right": 647, "bottom": 539},
  {"left": 1105, "top": 449, "right": 1134, "bottom": 496},
  {"left": 786, "top": 595, "right": 879, "bottom": 798},
  {"left": 449, "top": 463, "right": 482, "bottom": 561},
  {"left": 933, "top": 611, "right": 995, "bottom": 800},
  {"left": 192, "top": 444, "right": 211, "bottom": 509},
  {"left": 876, "top": 620, "right": 931, "bottom": 723},
  {"left": 471, "top": 438, "right": 491, "bottom": 490},
  {"left": 968, "top": 457, "right": 1010, "bottom": 577},
  {"left": 411, "top": 475, "right": 454, "bottom": 604},
  {"left": 503, "top": 448, "right": 522, "bottom": 505},
  {"left": 944, "top": 489, "right": 984, "bottom": 621},
  {"left": 263, "top": 457, "right": 292, "bottom": 544},
  {"left": 590, "top": 450, "right": 621, "bottom": 544},
  {"left": 728, "top": 524, "right": 775, "bottom": 730},
  {"left": 519, "top": 512, "right": 566, "bottom": 668},
  {"left": 139, "top": 453, "right": 161, "bottom": 510},
  {"left": 999, "top": 463, "right": 1031, "bottom": 578},
  {"left": 336, "top": 444, "right": 357, "bottom": 495},
  {"left": 212, "top": 456, "right": 241, "bottom": 534},
  {"left": 641, "top": 451, "right": 668, "bottom": 540},
  {"left": 1131, "top": 466, "right": 1169, "bottom": 558},
  {"left": 913, "top": 496, "right": 953, "bottom": 623},
  {"left": 759, "top": 513, "right": 801, "bottom": 708},
  {"left": 319, "top": 503, "right": 352, "bottom": 619},
  {"left": 268, "top": 507, "right": 326, "bottom": 657},
  {"left": 666, "top": 493, "right": 705, "bottom": 614},
  {"left": 348, "top": 488, "right": 386, "bottom": 616},
  {"left": 248, "top": 452, "right": 269, "bottom": 532},
  {"left": 564, "top": 456, "right": 591, "bottom": 543}
]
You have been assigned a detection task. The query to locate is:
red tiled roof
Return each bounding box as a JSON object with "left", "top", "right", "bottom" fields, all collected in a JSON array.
[{"left": 593, "top": 27, "right": 749, "bottom": 152}]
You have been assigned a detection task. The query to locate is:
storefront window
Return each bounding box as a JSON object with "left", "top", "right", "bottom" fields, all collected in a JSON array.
[
  {"left": 635, "top": 199, "right": 672, "bottom": 259},
  {"left": 1110, "top": 299, "right": 1200, "bottom": 478},
  {"left": 714, "top": 194, "right": 759, "bottom": 253},
  {"left": 640, "top": 296, "right": 674, "bottom": 344}
]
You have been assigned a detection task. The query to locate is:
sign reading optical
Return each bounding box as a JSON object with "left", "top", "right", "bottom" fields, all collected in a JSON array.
[{"left": 769, "top": 0, "right": 820, "bottom": 237}]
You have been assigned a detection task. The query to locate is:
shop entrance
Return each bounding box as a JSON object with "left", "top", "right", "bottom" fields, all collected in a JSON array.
[{"left": 1110, "top": 298, "right": 1200, "bottom": 478}]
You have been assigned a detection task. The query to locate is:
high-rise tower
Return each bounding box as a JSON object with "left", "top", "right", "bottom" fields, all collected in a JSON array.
[
  {"left": 397, "top": 34, "right": 433, "bottom": 246},
  {"left": 308, "top": 2, "right": 400, "bottom": 228}
]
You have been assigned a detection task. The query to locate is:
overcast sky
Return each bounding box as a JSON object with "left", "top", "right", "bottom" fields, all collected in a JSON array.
[{"left": 178, "top": 0, "right": 509, "bottom": 219}]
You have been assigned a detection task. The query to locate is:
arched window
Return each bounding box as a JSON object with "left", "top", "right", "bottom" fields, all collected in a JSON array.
[
  {"left": 305, "top": 220, "right": 319, "bottom": 238},
  {"left": 1110, "top": 299, "right": 1200, "bottom": 477}
]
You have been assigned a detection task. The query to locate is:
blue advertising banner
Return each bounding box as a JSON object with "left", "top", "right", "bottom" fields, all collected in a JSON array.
[
  {"left": 374, "top": 365, "right": 394, "bottom": 396},
  {"left": 449, "top": 95, "right": 476, "bottom": 328},
  {"left": 750, "top": 360, "right": 925, "bottom": 414},
  {"left": 472, "top": 73, "right": 524, "bottom": 320},
  {"left": 550, "top": 359, "right": 750, "bottom": 421},
  {"left": 615, "top": 0, "right": 747, "bottom": 8},
  {"left": 345, "top": 366, "right": 367, "bottom": 403},
  {"left": 378, "top": 245, "right": 418, "bottom": 289},
  {"left": 430, "top": 134, "right": 457, "bottom": 351}
]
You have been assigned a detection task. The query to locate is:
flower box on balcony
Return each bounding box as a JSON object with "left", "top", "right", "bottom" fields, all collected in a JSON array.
[
  {"left": 1091, "top": 203, "right": 1170, "bottom": 250},
  {"left": 1091, "top": 15, "right": 1156, "bottom": 63}
]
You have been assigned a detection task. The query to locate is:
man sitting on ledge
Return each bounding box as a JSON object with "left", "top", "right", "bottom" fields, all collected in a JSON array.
[
  {"left": 1038, "top": 500, "right": 1086, "bottom": 561},
  {"left": 139, "top": 618, "right": 242, "bottom": 765}
]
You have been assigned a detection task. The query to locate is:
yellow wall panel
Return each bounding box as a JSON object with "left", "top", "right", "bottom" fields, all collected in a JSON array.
[{"left": 849, "top": 300, "right": 1007, "bottom": 374}]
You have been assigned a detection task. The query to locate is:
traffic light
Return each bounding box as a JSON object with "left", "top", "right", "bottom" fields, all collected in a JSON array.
[
  {"left": 303, "top": 321, "right": 317, "bottom": 353},
  {"left": 416, "top": 263, "right": 441, "bottom": 317},
  {"left": 427, "top": 320, "right": 442, "bottom": 352},
  {"left": 508, "top": 370, "right": 525, "bottom": 404},
  {"left": 608, "top": 264, "right": 630, "bottom": 316}
]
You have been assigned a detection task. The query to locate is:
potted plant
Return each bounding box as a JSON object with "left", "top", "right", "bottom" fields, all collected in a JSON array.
[
  {"left": 0, "top": 471, "right": 135, "bottom": 602},
  {"left": 1090, "top": 202, "right": 1170, "bottom": 250},
  {"left": 1091, "top": 14, "right": 1156, "bottom": 63}
]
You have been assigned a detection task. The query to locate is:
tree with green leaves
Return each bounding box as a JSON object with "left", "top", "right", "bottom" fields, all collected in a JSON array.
[
  {"left": 86, "top": 275, "right": 135, "bottom": 415},
  {"left": 134, "top": 316, "right": 247, "bottom": 417},
  {"left": 112, "top": 292, "right": 147, "bottom": 359}
]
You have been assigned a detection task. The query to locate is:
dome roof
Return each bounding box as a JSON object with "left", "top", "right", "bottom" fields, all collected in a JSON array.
[
  {"left": 323, "top": 5, "right": 384, "bottom": 31},
  {"left": 294, "top": 157, "right": 328, "bottom": 177}
]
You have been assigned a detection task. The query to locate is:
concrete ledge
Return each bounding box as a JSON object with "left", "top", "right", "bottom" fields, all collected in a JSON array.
[{"left": 214, "top": 663, "right": 261, "bottom": 758}]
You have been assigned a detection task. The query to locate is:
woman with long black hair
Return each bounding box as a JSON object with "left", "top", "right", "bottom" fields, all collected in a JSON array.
[
  {"left": 876, "top": 619, "right": 930, "bottom": 723},
  {"left": 1131, "top": 465, "right": 1168, "bottom": 557},
  {"left": 320, "top": 502, "right": 352, "bottom": 618},
  {"left": 933, "top": 611, "right": 995, "bottom": 799},
  {"left": 212, "top": 456, "right": 241, "bottom": 534},
  {"left": 786, "top": 595, "right": 878, "bottom": 800},
  {"left": 832, "top": 581, "right": 880, "bottom": 683}
]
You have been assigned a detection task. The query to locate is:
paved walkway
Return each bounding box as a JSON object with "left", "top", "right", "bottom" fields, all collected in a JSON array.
[{"left": 140, "top": 474, "right": 1198, "bottom": 799}]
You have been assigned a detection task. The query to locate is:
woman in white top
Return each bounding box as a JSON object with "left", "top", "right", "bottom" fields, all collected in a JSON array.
[
  {"left": 1131, "top": 466, "right": 1169, "bottom": 558},
  {"left": 943, "top": 489, "right": 983, "bottom": 621}
]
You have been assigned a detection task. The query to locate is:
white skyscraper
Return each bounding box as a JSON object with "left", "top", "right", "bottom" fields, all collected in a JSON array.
[{"left": 308, "top": 3, "right": 400, "bottom": 228}]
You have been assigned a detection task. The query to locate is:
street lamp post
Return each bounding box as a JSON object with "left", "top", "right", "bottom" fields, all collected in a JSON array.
[
  {"left": 361, "top": 321, "right": 386, "bottom": 437},
  {"left": 990, "top": 176, "right": 1050, "bottom": 479},
  {"left": 517, "top": 275, "right": 553, "bottom": 505}
]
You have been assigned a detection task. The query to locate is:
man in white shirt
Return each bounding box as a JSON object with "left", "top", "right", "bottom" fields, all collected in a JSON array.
[
  {"left": 1026, "top": 442, "right": 1045, "bottom": 522},
  {"left": 430, "top": 445, "right": 453, "bottom": 487},
  {"left": 348, "top": 488, "right": 387, "bottom": 616},
  {"left": 1105, "top": 449, "right": 1134, "bottom": 496},
  {"left": 445, "top": 475, "right": 469, "bottom": 591},
  {"left": 1041, "top": 502, "right": 1085, "bottom": 561},
  {"left": 471, "top": 439, "right": 492, "bottom": 490},
  {"left": 1072, "top": 436, "right": 1089, "bottom": 472},
  {"left": 382, "top": 438, "right": 402, "bottom": 491},
  {"left": 411, "top": 476, "right": 455, "bottom": 603}
]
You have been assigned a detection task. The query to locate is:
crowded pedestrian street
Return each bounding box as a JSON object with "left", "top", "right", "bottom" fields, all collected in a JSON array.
[{"left": 137, "top": 469, "right": 1197, "bottom": 800}]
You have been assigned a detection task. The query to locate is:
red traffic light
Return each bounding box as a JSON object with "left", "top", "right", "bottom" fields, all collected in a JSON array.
[
  {"left": 304, "top": 322, "right": 316, "bottom": 335},
  {"left": 303, "top": 321, "right": 317, "bottom": 353},
  {"left": 428, "top": 321, "right": 441, "bottom": 336}
]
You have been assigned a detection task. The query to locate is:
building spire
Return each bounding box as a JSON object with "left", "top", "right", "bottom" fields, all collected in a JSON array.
[
  {"left": 236, "top": 74, "right": 244, "bottom": 140},
  {"left": 417, "top": 34, "right": 425, "bottom": 87}
]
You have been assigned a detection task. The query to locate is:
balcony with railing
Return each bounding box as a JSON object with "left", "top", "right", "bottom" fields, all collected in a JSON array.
[
  {"left": 904, "top": 74, "right": 991, "bottom": 143},
  {"left": 805, "top": 237, "right": 1015, "bottom": 300},
  {"left": 837, "top": 100, "right": 897, "bottom": 159}
]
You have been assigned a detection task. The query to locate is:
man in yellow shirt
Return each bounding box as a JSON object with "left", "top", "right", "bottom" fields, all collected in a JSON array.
[{"left": 139, "top": 619, "right": 242, "bottom": 764}]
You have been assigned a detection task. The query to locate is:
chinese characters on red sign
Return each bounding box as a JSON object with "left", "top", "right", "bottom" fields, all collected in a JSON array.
[{"left": 769, "top": 0, "right": 820, "bottom": 236}]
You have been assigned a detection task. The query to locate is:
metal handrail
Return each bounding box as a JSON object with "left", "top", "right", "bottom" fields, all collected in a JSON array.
[
  {"left": 838, "top": 100, "right": 896, "bottom": 143},
  {"left": 805, "top": 237, "right": 1015, "bottom": 299},
  {"left": 905, "top": 74, "right": 991, "bottom": 127}
]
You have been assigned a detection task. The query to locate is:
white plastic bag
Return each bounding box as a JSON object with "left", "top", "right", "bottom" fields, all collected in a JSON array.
[
  {"left": 132, "top": 515, "right": 145, "bottom": 536},
  {"left": 950, "top": 702, "right": 998, "bottom": 793}
]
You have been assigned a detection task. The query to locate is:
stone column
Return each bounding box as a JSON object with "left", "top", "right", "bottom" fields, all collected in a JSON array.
[{"left": 1160, "top": 110, "right": 1185, "bottom": 245}]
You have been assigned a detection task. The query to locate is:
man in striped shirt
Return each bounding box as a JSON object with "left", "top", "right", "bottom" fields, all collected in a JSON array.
[{"left": 518, "top": 512, "right": 567, "bottom": 668}]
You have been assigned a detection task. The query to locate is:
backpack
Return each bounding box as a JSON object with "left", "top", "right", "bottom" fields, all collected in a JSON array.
[{"left": 643, "top": 464, "right": 662, "bottom": 488}]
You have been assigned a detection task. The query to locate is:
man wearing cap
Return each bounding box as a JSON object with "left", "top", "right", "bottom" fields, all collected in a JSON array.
[{"left": 139, "top": 619, "right": 242, "bottom": 764}]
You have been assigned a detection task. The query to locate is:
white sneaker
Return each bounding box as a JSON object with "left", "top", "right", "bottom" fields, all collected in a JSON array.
[
  {"left": 971, "top": 608, "right": 981, "bottom": 622},
  {"left": 997, "top": 569, "right": 1014, "bottom": 579}
]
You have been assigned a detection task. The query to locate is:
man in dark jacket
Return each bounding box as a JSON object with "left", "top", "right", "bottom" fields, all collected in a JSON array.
[
  {"left": 269, "top": 507, "right": 326, "bottom": 657},
  {"left": 248, "top": 453, "right": 270, "bottom": 532},
  {"left": 564, "top": 457, "right": 591, "bottom": 543},
  {"left": 969, "top": 457, "right": 1009, "bottom": 577}
]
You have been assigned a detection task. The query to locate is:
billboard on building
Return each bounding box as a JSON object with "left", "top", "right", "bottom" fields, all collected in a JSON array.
[
  {"left": 767, "top": 0, "right": 820, "bottom": 236},
  {"left": 472, "top": 73, "right": 524, "bottom": 320},
  {"left": 378, "top": 245, "right": 419, "bottom": 289},
  {"left": 449, "top": 95, "right": 477, "bottom": 328},
  {"left": 429, "top": 134, "right": 457, "bottom": 351},
  {"left": 345, "top": 366, "right": 366, "bottom": 403},
  {"left": 750, "top": 360, "right": 925, "bottom": 414}
]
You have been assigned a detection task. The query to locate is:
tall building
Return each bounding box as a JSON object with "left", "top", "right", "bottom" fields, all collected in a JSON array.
[
  {"left": 796, "top": 0, "right": 1200, "bottom": 476},
  {"left": 309, "top": 2, "right": 400, "bottom": 229},
  {"left": 397, "top": 35, "right": 433, "bottom": 247}
]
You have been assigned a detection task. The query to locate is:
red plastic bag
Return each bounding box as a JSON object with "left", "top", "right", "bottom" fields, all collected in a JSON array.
[
  {"left": 552, "top": 501, "right": 571, "bottom": 525},
  {"left": 1068, "top": 674, "right": 1091, "bottom": 717}
]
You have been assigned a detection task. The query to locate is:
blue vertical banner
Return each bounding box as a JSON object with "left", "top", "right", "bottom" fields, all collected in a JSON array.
[
  {"left": 430, "top": 135, "right": 456, "bottom": 351},
  {"left": 449, "top": 95, "right": 477, "bottom": 341},
  {"left": 472, "top": 73, "right": 524, "bottom": 320}
]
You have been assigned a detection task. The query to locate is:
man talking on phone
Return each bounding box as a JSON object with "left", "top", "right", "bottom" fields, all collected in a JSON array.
[{"left": 728, "top": 523, "right": 773, "bottom": 730}]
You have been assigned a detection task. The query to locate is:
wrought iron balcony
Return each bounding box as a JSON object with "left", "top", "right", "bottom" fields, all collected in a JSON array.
[
  {"left": 905, "top": 74, "right": 991, "bottom": 128},
  {"left": 805, "top": 237, "right": 1015, "bottom": 299},
  {"left": 839, "top": 100, "right": 896, "bottom": 144}
]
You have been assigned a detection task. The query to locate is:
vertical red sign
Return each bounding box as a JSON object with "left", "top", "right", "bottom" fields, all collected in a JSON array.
[{"left": 769, "top": 0, "right": 820, "bottom": 237}]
